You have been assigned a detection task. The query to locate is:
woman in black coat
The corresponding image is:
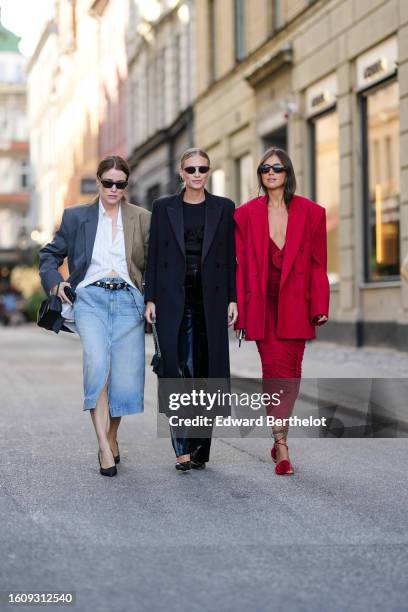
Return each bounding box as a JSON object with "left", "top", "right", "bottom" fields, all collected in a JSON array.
[{"left": 144, "top": 148, "right": 237, "bottom": 470}]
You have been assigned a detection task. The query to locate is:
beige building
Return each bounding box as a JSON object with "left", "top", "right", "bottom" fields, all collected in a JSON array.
[
  {"left": 0, "top": 16, "right": 30, "bottom": 270},
  {"left": 127, "top": 0, "right": 196, "bottom": 206},
  {"left": 28, "top": 0, "right": 131, "bottom": 241},
  {"left": 194, "top": 0, "right": 408, "bottom": 350},
  {"left": 27, "top": 21, "right": 59, "bottom": 243}
]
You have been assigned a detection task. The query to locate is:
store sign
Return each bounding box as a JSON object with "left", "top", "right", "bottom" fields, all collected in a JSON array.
[
  {"left": 356, "top": 36, "right": 397, "bottom": 91},
  {"left": 306, "top": 74, "right": 337, "bottom": 118}
]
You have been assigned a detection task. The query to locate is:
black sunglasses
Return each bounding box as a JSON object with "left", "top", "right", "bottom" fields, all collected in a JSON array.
[
  {"left": 259, "top": 163, "right": 286, "bottom": 174},
  {"left": 184, "top": 166, "right": 210, "bottom": 174},
  {"left": 100, "top": 179, "right": 128, "bottom": 189}
]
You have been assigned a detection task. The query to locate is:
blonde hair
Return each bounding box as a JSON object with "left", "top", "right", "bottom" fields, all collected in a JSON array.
[{"left": 179, "top": 148, "right": 211, "bottom": 170}]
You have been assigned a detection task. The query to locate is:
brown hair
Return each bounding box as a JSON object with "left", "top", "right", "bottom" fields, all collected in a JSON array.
[
  {"left": 179, "top": 148, "right": 211, "bottom": 169},
  {"left": 96, "top": 155, "right": 130, "bottom": 179},
  {"left": 257, "top": 147, "right": 296, "bottom": 207}
]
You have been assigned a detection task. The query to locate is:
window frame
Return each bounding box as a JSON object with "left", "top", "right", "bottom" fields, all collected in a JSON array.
[
  {"left": 308, "top": 105, "right": 340, "bottom": 287},
  {"left": 360, "top": 75, "right": 400, "bottom": 283}
]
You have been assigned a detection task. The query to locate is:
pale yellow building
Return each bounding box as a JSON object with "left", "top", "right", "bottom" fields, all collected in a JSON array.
[
  {"left": 0, "top": 16, "right": 30, "bottom": 270},
  {"left": 194, "top": 0, "right": 408, "bottom": 350},
  {"left": 28, "top": 0, "right": 131, "bottom": 240}
]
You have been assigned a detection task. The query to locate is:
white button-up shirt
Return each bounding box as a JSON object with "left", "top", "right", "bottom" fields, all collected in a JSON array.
[
  {"left": 78, "top": 199, "right": 134, "bottom": 289},
  {"left": 62, "top": 199, "right": 134, "bottom": 323}
]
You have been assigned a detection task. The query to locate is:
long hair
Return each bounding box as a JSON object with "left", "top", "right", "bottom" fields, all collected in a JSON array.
[{"left": 256, "top": 147, "right": 296, "bottom": 207}]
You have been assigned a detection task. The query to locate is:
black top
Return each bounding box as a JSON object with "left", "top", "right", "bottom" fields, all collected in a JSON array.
[{"left": 183, "top": 200, "right": 205, "bottom": 266}]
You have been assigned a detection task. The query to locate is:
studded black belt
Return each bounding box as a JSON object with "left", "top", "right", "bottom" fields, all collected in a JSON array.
[{"left": 91, "top": 281, "right": 129, "bottom": 290}]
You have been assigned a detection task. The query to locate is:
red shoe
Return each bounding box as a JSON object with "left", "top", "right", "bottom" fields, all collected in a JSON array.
[{"left": 271, "top": 439, "right": 294, "bottom": 475}]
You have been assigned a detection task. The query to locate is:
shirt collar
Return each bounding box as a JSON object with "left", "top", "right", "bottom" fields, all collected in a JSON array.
[{"left": 98, "top": 198, "right": 123, "bottom": 228}]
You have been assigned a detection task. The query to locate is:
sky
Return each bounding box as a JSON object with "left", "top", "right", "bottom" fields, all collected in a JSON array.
[{"left": 0, "top": 0, "right": 55, "bottom": 56}]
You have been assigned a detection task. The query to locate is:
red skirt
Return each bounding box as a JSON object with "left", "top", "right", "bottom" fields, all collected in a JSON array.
[{"left": 256, "top": 295, "right": 305, "bottom": 420}]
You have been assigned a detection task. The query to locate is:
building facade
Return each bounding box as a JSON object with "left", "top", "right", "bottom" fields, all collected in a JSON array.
[
  {"left": 127, "top": 0, "right": 196, "bottom": 208},
  {"left": 0, "top": 16, "right": 30, "bottom": 272},
  {"left": 194, "top": 0, "right": 408, "bottom": 350},
  {"left": 28, "top": 0, "right": 131, "bottom": 241},
  {"left": 27, "top": 21, "right": 59, "bottom": 243}
]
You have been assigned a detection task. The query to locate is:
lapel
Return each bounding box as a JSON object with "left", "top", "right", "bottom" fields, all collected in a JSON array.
[
  {"left": 166, "top": 192, "right": 185, "bottom": 256},
  {"left": 84, "top": 198, "right": 99, "bottom": 267},
  {"left": 280, "top": 195, "right": 307, "bottom": 287},
  {"left": 202, "top": 190, "right": 223, "bottom": 262},
  {"left": 166, "top": 189, "right": 224, "bottom": 260},
  {"left": 121, "top": 199, "right": 136, "bottom": 271},
  {"left": 248, "top": 196, "right": 269, "bottom": 290}
]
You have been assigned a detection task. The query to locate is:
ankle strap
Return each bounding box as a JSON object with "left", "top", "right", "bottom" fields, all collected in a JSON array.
[{"left": 274, "top": 439, "right": 288, "bottom": 449}]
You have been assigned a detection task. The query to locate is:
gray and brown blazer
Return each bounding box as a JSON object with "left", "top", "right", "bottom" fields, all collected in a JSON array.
[{"left": 39, "top": 197, "right": 151, "bottom": 295}]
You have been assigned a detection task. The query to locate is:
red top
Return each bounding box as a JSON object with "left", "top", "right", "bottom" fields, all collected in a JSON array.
[{"left": 267, "top": 238, "right": 284, "bottom": 298}]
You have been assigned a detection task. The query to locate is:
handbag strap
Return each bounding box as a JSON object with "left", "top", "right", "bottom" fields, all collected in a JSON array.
[{"left": 152, "top": 322, "right": 162, "bottom": 358}]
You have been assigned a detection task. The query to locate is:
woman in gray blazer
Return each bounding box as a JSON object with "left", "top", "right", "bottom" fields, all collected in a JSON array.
[{"left": 39, "top": 155, "right": 150, "bottom": 477}]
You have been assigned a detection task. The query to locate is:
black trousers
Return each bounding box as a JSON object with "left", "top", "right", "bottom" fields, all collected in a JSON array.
[{"left": 170, "top": 269, "right": 213, "bottom": 461}]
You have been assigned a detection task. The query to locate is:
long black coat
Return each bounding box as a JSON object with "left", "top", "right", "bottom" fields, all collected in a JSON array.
[{"left": 144, "top": 189, "right": 236, "bottom": 378}]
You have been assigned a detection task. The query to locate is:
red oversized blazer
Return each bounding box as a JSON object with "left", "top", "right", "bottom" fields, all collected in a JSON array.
[{"left": 234, "top": 194, "right": 330, "bottom": 341}]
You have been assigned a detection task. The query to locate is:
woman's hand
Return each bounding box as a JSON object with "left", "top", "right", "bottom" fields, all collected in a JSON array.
[
  {"left": 228, "top": 302, "right": 238, "bottom": 327},
  {"left": 145, "top": 301, "right": 156, "bottom": 324},
  {"left": 52, "top": 281, "right": 73, "bottom": 305},
  {"left": 314, "top": 314, "right": 328, "bottom": 326}
]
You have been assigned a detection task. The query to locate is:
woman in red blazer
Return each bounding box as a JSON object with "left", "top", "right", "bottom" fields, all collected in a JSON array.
[{"left": 235, "top": 147, "right": 329, "bottom": 475}]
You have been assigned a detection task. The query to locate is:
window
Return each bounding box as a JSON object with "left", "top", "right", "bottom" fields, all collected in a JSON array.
[
  {"left": 146, "top": 184, "right": 161, "bottom": 210},
  {"left": 310, "top": 111, "right": 340, "bottom": 285},
  {"left": 174, "top": 34, "right": 182, "bottom": 113},
  {"left": 362, "top": 80, "right": 400, "bottom": 280},
  {"left": 210, "top": 169, "right": 225, "bottom": 197},
  {"left": 236, "top": 153, "right": 253, "bottom": 204},
  {"left": 272, "top": 0, "right": 284, "bottom": 31},
  {"left": 234, "top": 0, "right": 246, "bottom": 61},
  {"left": 272, "top": 0, "right": 310, "bottom": 31},
  {"left": 157, "top": 48, "right": 166, "bottom": 128},
  {"left": 20, "top": 161, "right": 29, "bottom": 190},
  {"left": 208, "top": 0, "right": 216, "bottom": 82}
]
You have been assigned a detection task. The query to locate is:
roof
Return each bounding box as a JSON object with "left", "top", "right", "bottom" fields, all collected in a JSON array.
[{"left": 0, "top": 13, "right": 21, "bottom": 53}]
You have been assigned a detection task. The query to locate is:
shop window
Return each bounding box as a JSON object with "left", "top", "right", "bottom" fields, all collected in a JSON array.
[
  {"left": 310, "top": 111, "right": 340, "bottom": 285},
  {"left": 362, "top": 80, "right": 400, "bottom": 280}
]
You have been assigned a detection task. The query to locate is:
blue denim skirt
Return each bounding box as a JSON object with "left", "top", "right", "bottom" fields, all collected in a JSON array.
[{"left": 73, "top": 278, "right": 145, "bottom": 416}]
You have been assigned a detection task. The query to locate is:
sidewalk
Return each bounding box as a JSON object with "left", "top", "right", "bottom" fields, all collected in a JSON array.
[
  {"left": 229, "top": 336, "right": 408, "bottom": 378},
  {"left": 228, "top": 336, "right": 408, "bottom": 430}
]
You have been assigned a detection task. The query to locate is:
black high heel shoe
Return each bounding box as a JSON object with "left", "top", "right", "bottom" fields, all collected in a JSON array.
[
  {"left": 98, "top": 451, "right": 117, "bottom": 477},
  {"left": 111, "top": 441, "right": 120, "bottom": 464},
  {"left": 175, "top": 461, "right": 191, "bottom": 471}
]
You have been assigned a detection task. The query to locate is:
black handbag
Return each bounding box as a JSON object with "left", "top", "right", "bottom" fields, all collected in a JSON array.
[
  {"left": 151, "top": 321, "right": 165, "bottom": 376},
  {"left": 37, "top": 283, "right": 72, "bottom": 334}
]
